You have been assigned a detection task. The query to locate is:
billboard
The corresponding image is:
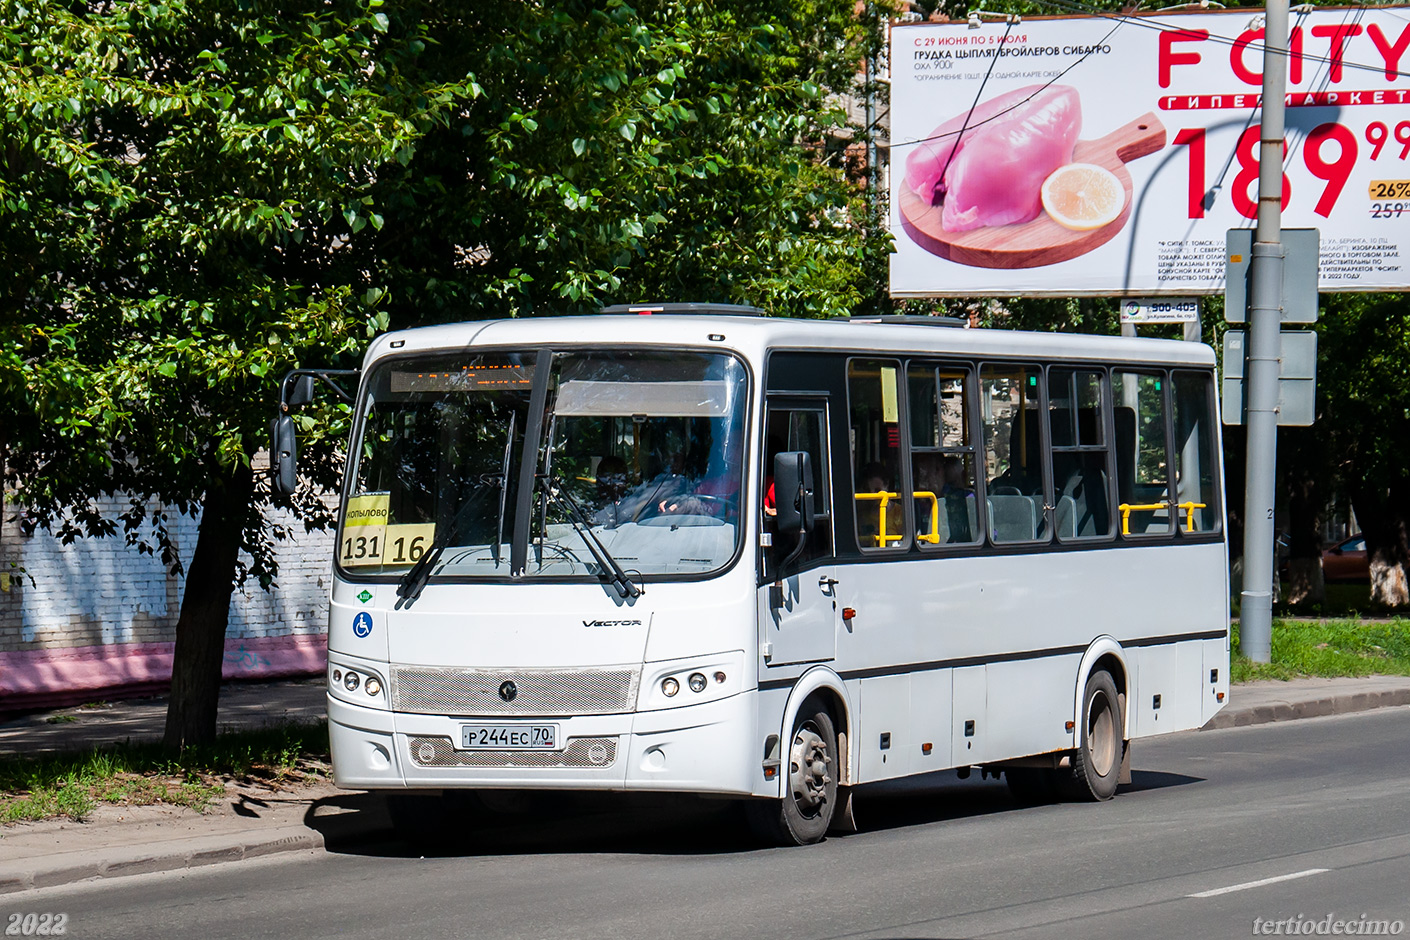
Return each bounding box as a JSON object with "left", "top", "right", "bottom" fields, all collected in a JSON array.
[{"left": 889, "top": 9, "right": 1410, "bottom": 297}]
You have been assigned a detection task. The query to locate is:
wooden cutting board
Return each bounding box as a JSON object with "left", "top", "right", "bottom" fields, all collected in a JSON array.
[{"left": 899, "top": 113, "right": 1167, "bottom": 270}]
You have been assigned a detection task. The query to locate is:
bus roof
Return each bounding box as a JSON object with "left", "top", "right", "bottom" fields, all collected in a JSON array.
[{"left": 364, "top": 314, "right": 1217, "bottom": 369}]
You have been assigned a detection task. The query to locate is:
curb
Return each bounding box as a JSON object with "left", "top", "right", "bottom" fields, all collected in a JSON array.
[
  {"left": 1202, "top": 687, "right": 1410, "bottom": 730},
  {"left": 0, "top": 825, "right": 324, "bottom": 895}
]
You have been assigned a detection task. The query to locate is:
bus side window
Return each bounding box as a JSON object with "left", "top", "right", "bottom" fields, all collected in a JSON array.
[
  {"left": 1048, "top": 367, "right": 1114, "bottom": 540},
  {"left": 1113, "top": 371, "right": 1173, "bottom": 536},
  {"left": 1171, "top": 371, "right": 1220, "bottom": 534},
  {"left": 980, "top": 363, "right": 1046, "bottom": 543},
  {"left": 908, "top": 363, "right": 979, "bottom": 546},
  {"left": 763, "top": 406, "right": 832, "bottom": 570},
  {"left": 848, "top": 359, "right": 909, "bottom": 550}
]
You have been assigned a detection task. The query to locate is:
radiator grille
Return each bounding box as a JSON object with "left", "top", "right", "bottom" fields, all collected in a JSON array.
[
  {"left": 407, "top": 736, "right": 618, "bottom": 769},
  {"left": 391, "top": 666, "right": 639, "bottom": 716}
]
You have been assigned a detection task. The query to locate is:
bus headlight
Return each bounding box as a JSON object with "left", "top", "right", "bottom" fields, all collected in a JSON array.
[
  {"left": 642, "top": 652, "right": 744, "bottom": 711},
  {"left": 328, "top": 661, "right": 388, "bottom": 709}
]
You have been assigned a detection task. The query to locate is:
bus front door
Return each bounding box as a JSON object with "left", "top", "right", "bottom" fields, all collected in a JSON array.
[
  {"left": 762, "top": 563, "right": 839, "bottom": 667},
  {"left": 760, "top": 399, "right": 837, "bottom": 668}
]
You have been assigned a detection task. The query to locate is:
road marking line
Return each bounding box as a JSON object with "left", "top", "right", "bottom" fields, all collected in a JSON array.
[{"left": 1188, "top": 868, "right": 1331, "bottom": 898}]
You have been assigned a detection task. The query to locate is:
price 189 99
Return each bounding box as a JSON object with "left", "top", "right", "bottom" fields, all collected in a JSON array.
[{"left": 1175, "top": 120, "right": 1410, "bottom": 220}]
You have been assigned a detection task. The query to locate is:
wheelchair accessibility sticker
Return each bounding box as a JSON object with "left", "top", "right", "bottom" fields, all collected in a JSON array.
[{"left": 352, "top": 611, "right": 373, "bottom": 639}]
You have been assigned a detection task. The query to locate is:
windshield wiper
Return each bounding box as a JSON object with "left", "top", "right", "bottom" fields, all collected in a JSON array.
[
  {"left": 541, "top": 476, "right": 642, "bottom": 599},
  {"left": 394, "top": 542, "right": 448, "bottom": 605},
  {"left": 395, "top": 474, "right": 502, "bottom": 604}
]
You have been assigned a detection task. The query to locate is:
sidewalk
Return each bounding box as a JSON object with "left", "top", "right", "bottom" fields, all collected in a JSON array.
[
  {"left": 0, "top": 678, "right": 326, "bottom": 756},
  {"left": 1201, "top": 675, "right": 1410, "bottom": 729},
  {"left": 1, "top": 674, "right": 1408, "bottom": 895}
]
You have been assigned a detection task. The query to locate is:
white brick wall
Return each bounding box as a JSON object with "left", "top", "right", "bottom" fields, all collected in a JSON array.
[{"left": 0, "top": 493, "right": 332, "bottom": 654}]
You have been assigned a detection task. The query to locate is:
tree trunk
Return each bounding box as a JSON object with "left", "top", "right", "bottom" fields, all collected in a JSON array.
[
  {"left": 1285, "top": 558, "right": 1325, "bottom": 605},
  {"left": 1351, "top": 479, "right": 1410, "bottom": 609},
  {"left": 1370, "top": 549, "right": 1409, "bottom": 607},
  {"left": 1283, "top": 447, "right": 1324, "bottom": 606},
  {"left": 163, "top": 459, "right": 255, "bottom": 749}
]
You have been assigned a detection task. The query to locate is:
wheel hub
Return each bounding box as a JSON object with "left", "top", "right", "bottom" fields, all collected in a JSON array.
[
  {"left": 1088, "top": 691, "right": 1116, "bottom": 777},
  {"left": 789, "top": 724, "right": 832, "bottom": 815}
]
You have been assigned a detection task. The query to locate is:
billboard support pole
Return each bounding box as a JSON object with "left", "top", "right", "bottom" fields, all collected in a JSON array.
[{"left": 1240, "top": 0, "right": 1289, "bottom": 663}]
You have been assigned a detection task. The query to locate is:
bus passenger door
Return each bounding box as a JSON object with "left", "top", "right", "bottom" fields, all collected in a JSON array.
[{"left": 759, "top": 400, "right": 837, "bottom": 667}]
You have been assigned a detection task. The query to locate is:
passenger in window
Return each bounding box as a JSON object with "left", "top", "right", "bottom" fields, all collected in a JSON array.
[
  {"left": 860, "top": 462, "right": 888, "bottom": 494},
  {"left": 658, "top": 434, "right": 742, "bottom": 522},
  {"left": 940, "top": 456, "right": 975, "bottom": 543},
  {"left": 940, "top": 455, "right": 972, "bottom": 498},
  {"left": 606, "top": 451, "right": 690, "bottom": 523},
  {"left": 857, "top": 461, "right": 903, "bottom": 547}
]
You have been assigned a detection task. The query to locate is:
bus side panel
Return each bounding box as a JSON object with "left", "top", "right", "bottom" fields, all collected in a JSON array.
[
  {"left": 987, "top": 654, "right": 1082, "bottom": 761},
  {"left": 910, "top": 667, "right": 952, "bottom": 776},
  {"left": 857, "top": 675, "right": 913, "bottom": 782},
  {"left": 1130, "top": 642, "right": 1203, "bottom": 737},
  {"left": 950, "top": 665, "right": 986, "bottom": 767},
  {"left": 1202, "top": 637, "right": 1230, "bottom": 725}
]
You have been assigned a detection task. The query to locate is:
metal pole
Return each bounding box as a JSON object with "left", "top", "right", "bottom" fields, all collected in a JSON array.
[
  {"left": 1183, "top": 308, "right": 1202, "bottom": 344},
  {"left": 1239, "top": 0, "right": 1288, "bottom": 663}
]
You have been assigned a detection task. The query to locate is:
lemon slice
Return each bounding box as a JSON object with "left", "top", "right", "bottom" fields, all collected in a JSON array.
[{"left": 1041, "top": 163, "right": 1123, "bottom": 231}]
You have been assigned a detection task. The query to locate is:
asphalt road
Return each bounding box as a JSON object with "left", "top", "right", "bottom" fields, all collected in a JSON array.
[{"left": 17, "top": 706, "right": 1410, "bottom": 940}]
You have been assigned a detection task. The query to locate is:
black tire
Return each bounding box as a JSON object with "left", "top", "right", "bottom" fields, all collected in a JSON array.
[
  {"left": 746, "top": 699, "right": 839, "bottom": 846},
  {"left": 1064, "top": 670, "right": 1125, "bottom": 801},
  {"left": 1006, "top": 766, "right": 1061, "bottom": 805}
]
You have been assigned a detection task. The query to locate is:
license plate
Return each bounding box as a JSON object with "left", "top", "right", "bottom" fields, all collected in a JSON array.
[{"left": 460, "top": 723, "right": 560, "bottom": 750}]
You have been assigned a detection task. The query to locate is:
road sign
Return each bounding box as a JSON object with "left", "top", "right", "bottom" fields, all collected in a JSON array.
[
  {"left": 1119, "top": 298, "right": 1201, "bottom": 324},
  {"left": 1221, "top": 330, "right": 1317, "bottom": 426},
  {"left": 1225, "top": 229, "right": 1320, "bottom": 324}
]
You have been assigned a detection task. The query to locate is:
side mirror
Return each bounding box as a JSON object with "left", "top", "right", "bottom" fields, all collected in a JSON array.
[
  {"left": 285, "top": 375, "right": 316, "bottom": 411},
  {"left": 774, "top": 451, "right": 815, "bottom": 537},
  {"left": 272, "top": 414, "right": 298, "bottom": 496}
]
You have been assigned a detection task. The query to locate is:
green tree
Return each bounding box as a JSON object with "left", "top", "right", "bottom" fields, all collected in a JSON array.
[
  {"left": 1311, "top": 294, "right": 1410, "bottom": 606},
  {"left": 1, "top": 0, "right": 888, "bottom": 745}
]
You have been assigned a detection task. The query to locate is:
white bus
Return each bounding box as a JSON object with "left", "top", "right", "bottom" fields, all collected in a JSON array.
[{"left": 274, "top": 305, "right": 1229, "bottom": 846}]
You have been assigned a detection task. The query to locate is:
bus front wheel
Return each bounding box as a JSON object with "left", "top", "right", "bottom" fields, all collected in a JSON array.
[
  {"left": 1065, "top": 670, "right": 1125, "bottom": 801},
  {"left": 747, "top": 699, "right": 838, "bottom": 845}
]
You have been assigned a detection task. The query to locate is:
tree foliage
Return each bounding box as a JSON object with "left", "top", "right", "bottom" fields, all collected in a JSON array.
[
  {"left": 1, "top": 0, "right": 889, "bottom": 744},
  {"left": 1306, "top": 294, "right": 1410, "bottom": 605}
]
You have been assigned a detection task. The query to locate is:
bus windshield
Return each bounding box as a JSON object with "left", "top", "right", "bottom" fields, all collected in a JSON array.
[{"left": 338, "top": 349, "right": 749, "bottom": 583}]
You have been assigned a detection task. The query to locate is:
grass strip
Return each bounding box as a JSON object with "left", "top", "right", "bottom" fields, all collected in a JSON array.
[
  {"left": 0, "top": 722, "right": 329, "bottom": 824},
  {"left": 1231, "top": 618, "right": 1410, "bottom": 683}
]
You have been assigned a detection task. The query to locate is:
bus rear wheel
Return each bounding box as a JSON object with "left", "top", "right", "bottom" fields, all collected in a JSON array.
[
  {"left": 1064, "top": 669, "right": 1124, "bottom": 801},
  {"left": 747, "top": 699, "right": 838, "bottom": 846}
]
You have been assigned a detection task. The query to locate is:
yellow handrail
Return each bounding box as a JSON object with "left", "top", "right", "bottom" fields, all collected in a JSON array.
[
  {"left": 854, "top": 491, "right": 904, "bottom": 546},
  {"left": 1179, "top": 501, "right": 1206, "bottom": 531},
  {"left": 1118, "top": 501, "right": 1208, "bottom": 535}
]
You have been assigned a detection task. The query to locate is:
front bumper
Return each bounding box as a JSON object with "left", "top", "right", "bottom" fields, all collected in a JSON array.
[{"left": 328, "top": 690, "right": 758, "bottom": 796}]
